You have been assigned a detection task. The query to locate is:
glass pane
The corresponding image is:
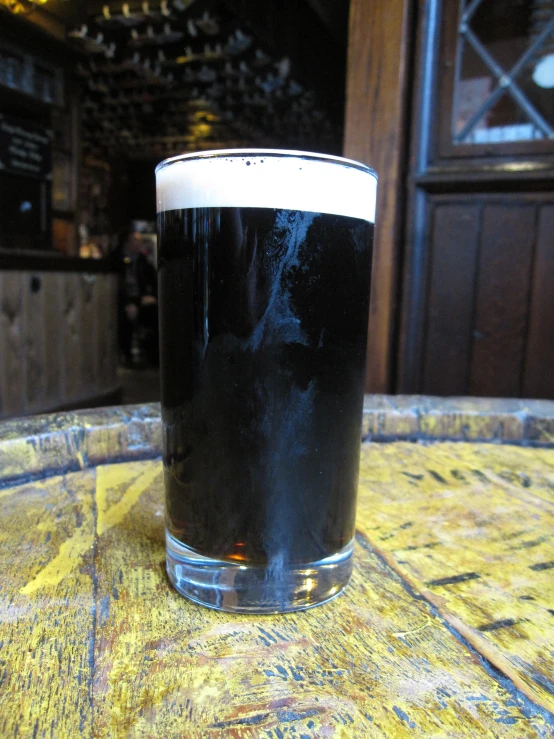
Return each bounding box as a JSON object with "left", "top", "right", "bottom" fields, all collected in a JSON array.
[
  {"left": 454, "top": 0, "right": 554, "bottom": 144},
  {"left": 464, "top": 93, "right": 544, "bottom": 143},
  {"left": 455, "top": 42, "right": 495, "bottom": 136},
  {"left": 470, "top": 0, "right": 530, "bottom": 67}
]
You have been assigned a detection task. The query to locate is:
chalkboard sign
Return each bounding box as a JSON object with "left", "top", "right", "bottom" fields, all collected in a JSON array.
[{"left": 0, "top": 113, "right": 52, "bottom": 180}]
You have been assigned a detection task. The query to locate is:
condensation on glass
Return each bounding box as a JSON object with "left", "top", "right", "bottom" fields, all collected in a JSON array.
[{"left": 453, "top": 0, "right": 554, "bottom": 144}]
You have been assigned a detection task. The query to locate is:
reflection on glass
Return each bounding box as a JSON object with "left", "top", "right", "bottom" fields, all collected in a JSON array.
[{"left": 453, "top": 0, "right": 554, "bottom": 144}]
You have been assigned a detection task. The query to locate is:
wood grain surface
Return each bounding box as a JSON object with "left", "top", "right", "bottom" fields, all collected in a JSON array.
[
  {"left": 422, "top": 203, "right": 481, "bottom": 396},
  {"left": 523, "top": 205, "right": 554, "bottom": 400},
  {"left": 357, "top": 442, "right": 554, "bottom": 714},
  {"left": 3, "top": 397, "right": 554, "bottom": 493},
  {"left": 0, "top": 271, "right": 119, "bottom": 420},
  {"left": 469, "top": 204, "right": 536, "bottom": 398},
  {"left": 1, "top": 419, "right": 553, "bottom": 736},
  {"left": 343, "top": 0, "right": 413, "bottom": 393}
]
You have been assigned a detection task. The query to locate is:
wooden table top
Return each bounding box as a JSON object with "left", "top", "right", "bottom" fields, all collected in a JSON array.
[{"left": 1, "top": 397, "right": 553, "bottom": 738}]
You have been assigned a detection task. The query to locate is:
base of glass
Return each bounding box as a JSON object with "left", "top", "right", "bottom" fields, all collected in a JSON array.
[{"left": 166, "top": 532, "right": 354, "bottom": 614}]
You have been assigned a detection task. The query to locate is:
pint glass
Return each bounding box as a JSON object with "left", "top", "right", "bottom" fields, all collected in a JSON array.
[{"left": 156, "top": 149, "right": 377, "bottom": 612}]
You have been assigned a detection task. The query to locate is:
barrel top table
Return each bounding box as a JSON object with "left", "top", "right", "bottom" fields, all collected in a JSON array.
[{"left": 1, "top": 396, "right": 553, "bottom": 738}]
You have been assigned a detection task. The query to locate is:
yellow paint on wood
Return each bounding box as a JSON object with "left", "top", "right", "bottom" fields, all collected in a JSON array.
[
  {"left": 1, "top": 446, "right": 554, "bottom": 737},
  {"left": 20, "top": 500, "right": 95, "bottom": 594},
  {"left": 88, "top": 460, "right": 550, "bottom": 737},
  {"left": 0, "top": 469, "right": 96, "bottom": 738},
  {"left": 357, "top": 441, "right": 554, "bottom": 714},
  {"left": 96, "top": 461, "right": 162, "bottom": 535},
  {"left": 0, "top": 486, "right": 19, "bottom": 501}
]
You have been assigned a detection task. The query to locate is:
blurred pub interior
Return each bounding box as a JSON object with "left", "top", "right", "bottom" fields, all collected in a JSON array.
[{"left": 0, "top": 0, "right": 553, "bottom": 420}]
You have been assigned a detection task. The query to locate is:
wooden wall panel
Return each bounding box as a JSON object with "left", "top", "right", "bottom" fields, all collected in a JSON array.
[
  {"left": 395, "top": 1, "right": 554, "bottom": 399},
  {"left": 0, "top": 273, "right": 25, "bottom": 417},
  {"left": 469, "top": 205, "right": 536, "bottom": 398},
  {"left": 80, "top": 275, "right": 97, "bottom": 395},
  {"left": 523, "top": 205, "right": 554, "bottom": 399},
  {"left": 60, "top": 273, "right": 81, "bottom": 402},
  {"left": 0, "top": 271, "right": 119, "bottom": 420},
  {"left": 422, "top": 203, "right": 480, "bottom": 395},
  {"left": 96, "top": 273, "right": 119, "bottom": 392},
  {"left": 24, "top": 273, "right": 46, "bottom": 410},
  {"left": 344, "top": 0, "right": 414, "bottom": 392},
  {"left": 43, "top": 273, "right": 63, "bottom": 407},
  {"left": 402, "top": 193, "right": 554, "bottom": 400}
]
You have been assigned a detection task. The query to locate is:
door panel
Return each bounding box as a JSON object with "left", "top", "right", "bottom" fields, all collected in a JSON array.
[
  {"left": 423, "top": 203, "right": 480, "bottom": 395},
  {"left": 399, "top": 0, "right": 554, "bottom": 399},
  {"left": 469, "top": 204, "right": 535, "bottom": 397},
  {"left": 523, "top": 205, "right": 554, "bottom": 399}
]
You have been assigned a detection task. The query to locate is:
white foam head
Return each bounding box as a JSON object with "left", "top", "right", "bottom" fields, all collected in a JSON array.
[{"left": 156, "top": 149, "right": 377, "bottom": 223}]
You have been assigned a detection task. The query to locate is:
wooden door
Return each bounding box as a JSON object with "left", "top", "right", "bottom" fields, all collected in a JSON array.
[{"left": 398, "top": 0, "right": 554, "bottom": 399}]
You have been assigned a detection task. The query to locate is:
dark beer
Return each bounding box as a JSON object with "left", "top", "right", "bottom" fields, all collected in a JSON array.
[{"left": 156, "top": 151, "right": 377, "bottom": 611}]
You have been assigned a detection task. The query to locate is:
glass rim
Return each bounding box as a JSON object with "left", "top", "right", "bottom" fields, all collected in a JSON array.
[{"left": 155, "top": 148, "right": 377, "bottom": 180}]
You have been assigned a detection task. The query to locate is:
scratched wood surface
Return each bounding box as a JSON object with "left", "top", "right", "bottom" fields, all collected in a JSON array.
[
  {"left": 1, "top": 402, "right": 554, "bottom": 737},
  {"left": 357, "top": 443, "right": 554, "bottom": 715}
]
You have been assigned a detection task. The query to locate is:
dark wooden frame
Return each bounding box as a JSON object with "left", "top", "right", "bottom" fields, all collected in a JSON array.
[
  {"left": 397, "top": 0, "right": 554, "bottom": 394},
  {"left": 396, "top": 0, "right": 442, "bottom": 393},
  {"left": 436, "top": 2, "right": 554, "bottom": 162},
  {"left": 420, "top": 191, "right": 554, "bottom": 395},
  {"left": 343, "top": 0, "right": 415, "bottom": 393}
]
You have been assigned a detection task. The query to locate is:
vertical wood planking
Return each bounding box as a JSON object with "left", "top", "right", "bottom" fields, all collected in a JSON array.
[
  {"left": 423, "top": 203, "right": 481, "bottom": 395},
  {"left": 61, "top": 272, "right": 82, "bottom": 402},
  {"left": 343, "top": 0, "right": 414, "bottom": 392},
  {"left": 0, "top": 272, "right": 25, "bottom": 416},
  {"left": 97, "top": 273, "right": 119, "bottom": 391},
  {"left": 469, "top": 204, "right": 536, "bottom": 397},
  {"left": 43, "top": 272, "right": 62, "bottom": 407},
  {"left": 23, "top": 272, "right": 46, "bottom": 411},
  {"left": 0, "top": 271, "right": 120, "bottom": 419},
  {"left": 523, "top": 205, "right": 554, "bottom": 399},
  {"left": 80, "top": 274, "right": 97, "bottom": 397}
]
